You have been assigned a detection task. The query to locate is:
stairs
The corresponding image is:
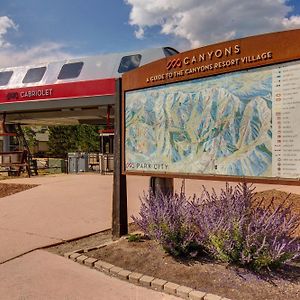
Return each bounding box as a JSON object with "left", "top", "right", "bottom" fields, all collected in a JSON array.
[
  {"left": 1, "top": 114, "right": 38, "bottom": 177},
  {"left": 11, "top": 124, "right": 38, "bottom": 176}
]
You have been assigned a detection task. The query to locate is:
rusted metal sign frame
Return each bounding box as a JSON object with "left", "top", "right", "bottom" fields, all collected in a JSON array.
[{"left": 122, "top": 29, "right": 300, "bottom": 185}]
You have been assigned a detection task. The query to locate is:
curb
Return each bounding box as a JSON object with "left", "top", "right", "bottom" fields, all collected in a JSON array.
[{"left": 64, "top": 247, "right": 232, "bottom": 300}]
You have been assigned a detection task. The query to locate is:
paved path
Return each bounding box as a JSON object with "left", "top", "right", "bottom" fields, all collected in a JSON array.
[
  {"left": 0, "top": 250, "right": 180, "bottom": 300},
  {"left": 0, "top": 174, "right": 113, "bottom": 263}
]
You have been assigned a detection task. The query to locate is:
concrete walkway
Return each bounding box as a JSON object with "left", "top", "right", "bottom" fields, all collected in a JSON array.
[
  {"left": 0, "top": 250, "right": 180, "bottom": 300},
  {"left": 0, "top": 174, "right": 113, "bottom": 263}
]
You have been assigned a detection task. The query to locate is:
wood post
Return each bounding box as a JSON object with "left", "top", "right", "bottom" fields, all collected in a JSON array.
[{"left": 112, "top": 79, "right": 128, "bottom": 238}]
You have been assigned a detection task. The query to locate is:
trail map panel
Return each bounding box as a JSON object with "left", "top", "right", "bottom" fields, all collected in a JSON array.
[{"left": 125, "top": 60, "right": 300, "bottom": 179}]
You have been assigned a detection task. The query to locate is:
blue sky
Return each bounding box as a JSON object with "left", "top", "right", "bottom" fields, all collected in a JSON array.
[
  {"left": 0, "top": 0, "right": 300, "bottom": 67},
  {"left": 1, "top": 0, "right": 170, "bottom": 54}
]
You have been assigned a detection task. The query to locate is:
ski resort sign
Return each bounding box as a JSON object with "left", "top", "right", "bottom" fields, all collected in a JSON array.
[
  {"left": 147, "top": 45, "right": 273, "bottom": 84},
  {"left": 122, "top": 30, "right": 300, "bottom": 184}
]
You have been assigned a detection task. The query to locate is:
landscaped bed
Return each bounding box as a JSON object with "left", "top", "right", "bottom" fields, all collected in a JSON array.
[
  {"left": 84, "top": 229, "right": 300, "bottom": 300},
  {"left": 47, "top": 187, "right": 300, "bottom": 300},
  {"left": 0, "top": 182, "right": 38, "bottom": 198}
]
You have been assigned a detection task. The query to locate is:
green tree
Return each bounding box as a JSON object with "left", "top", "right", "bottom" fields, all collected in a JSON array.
[
  {"left": 22, "top": 126, "right": 48, "bottom": 153},
  {"left": 48, "top": 125, "right": 100, "bottom": 157}
]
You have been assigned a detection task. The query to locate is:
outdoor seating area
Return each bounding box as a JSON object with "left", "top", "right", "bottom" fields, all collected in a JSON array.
[{"left": 0, "top": 151, "right": 31, "bottom": 177}]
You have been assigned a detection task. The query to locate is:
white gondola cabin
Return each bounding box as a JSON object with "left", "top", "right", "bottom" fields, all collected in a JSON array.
[{"left": 0, "top": 47, "right": 178, "bottom": 125}]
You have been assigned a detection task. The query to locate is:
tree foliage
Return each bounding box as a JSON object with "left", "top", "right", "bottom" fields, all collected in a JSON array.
[
  {"left": 22, "top": 126, "right": 48, "bottom": 153},
  {"left": 47, "top": 125, "right": 100, "bottom": 157}
]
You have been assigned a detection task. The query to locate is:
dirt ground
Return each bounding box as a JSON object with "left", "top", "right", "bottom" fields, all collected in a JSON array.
[
  {"left": 46, "top": 189, "right": 300, "bottom": 300},
  {"left": 0, "top": 182, "right": 38, "bottom": 198},
  {"left": 253, "top": 189, "right": 300, "bottom": 237},
  {"left": 87, "top": 235, "right": 300, "bottom": 300}
]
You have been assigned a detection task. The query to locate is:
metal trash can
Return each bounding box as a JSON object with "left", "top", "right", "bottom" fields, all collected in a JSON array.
[
  {"left": 99, "top": 154, "right": 114, "bottom": 174},
  {"left": 68, "top": 153, "right": 79, "bottom": 173},
  {"left": 107, "top": 154, "right": 114, "bottom": 172},
  {"left": 77, "top": 153, "right": 89, "bottom": 172},
  {"left": 99, "top": 154, "right": 107, "bottom": 174},
  {"left": 68, "top": 152, "right": 89, "bottom": 173}
]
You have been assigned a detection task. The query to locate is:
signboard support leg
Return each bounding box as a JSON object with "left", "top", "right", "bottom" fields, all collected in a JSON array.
[
  {"left": 150, "top": 177, "right": 174, "bottom": 195},
  {"left": 112, "top": 79, "right": 128, "bottom": 238}
]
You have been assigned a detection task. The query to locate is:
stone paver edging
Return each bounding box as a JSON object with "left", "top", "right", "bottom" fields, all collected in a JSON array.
[{"left": 63, "top": 242, "right": 232, "bottom": 300}]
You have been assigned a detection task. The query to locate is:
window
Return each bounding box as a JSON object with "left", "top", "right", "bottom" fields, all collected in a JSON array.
[
  {"left": 163, "top": 47, "right": 179, "bottom": 57},
  {"left": 58, "top": 62, "right": 84, "bottom": 79},
  {"left": 118, "top": 54, "right": 142, "bottom": 73},
  {"left": 0, "top": 71, "right": 13, "bottom": 86},
  {"left": 22, "top": 67, "right": 46, "bottom": 83}
]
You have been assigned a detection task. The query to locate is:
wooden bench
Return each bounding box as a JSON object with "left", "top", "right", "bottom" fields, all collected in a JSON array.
[{"left": 0, "top": 151, "right": 31, "bottom": 177}]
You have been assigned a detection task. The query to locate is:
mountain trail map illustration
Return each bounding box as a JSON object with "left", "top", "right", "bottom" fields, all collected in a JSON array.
[{"left": 125, "top": 67, "right": 273, "bottom": 177}]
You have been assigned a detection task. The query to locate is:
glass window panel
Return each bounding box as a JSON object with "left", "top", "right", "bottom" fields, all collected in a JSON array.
[
  {"left": 118, "top": 54, "right": 142, "bottom": 73},
  {"left": 58, "top": 62, "right": 84, "bottom": 79},
  {"left": 23, "top": 67, "right": 46, "bottom": 83},
  {"left": 0, "top": 71, "right": 13, "bottom": 86},
  {"left": 163, "top": 47, "right": 179, "bottom": 57}
]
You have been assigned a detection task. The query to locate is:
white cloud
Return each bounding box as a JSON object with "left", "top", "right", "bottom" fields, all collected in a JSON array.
[
  {"left": 0, "top": 42, "right": 74, "bottom": 67},
  {"left": 0, "top": 16, "right": 17, "bottom": 48},
  {"left": 125, "top": 0, "right": 300, "bottom": 49},
  {"left": 134, "top": 26, "right": 145, "bottom": 39},
  {"left": 282, "top": 15, "right": 300, "bottom": 27},
  {"left": 0, "top": 16, "right": 75, "bottom": 67}
]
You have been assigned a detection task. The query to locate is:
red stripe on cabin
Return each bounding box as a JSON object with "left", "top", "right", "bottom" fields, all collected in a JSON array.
[{"left": 0, "top": 78, "right": 116, "bottom": 104}]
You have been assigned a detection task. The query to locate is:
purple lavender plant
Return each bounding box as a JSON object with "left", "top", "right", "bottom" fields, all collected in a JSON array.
[
  {"left": 133, "top": 182, "right": 300, "bottom": 271},
  {"left": 132, "top": 189, "right": 197, "bottom": 257},
  {"left": 241, "top": 197, "right": 300, "bottom": 270},
  {"left": 191, "top": 183, "right": 300, "bottom": 271}
]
